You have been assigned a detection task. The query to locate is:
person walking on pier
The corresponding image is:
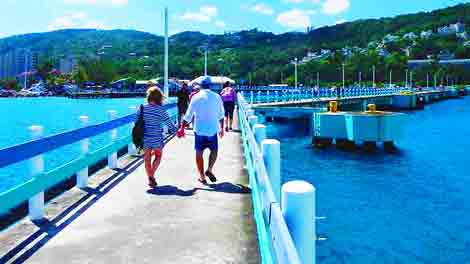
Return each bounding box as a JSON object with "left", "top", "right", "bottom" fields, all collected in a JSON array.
[
  {"left": 177, "top": 77, "right": 225, "bottom": 184},
  {"left": 138, "top": 87, "right": 177, "bottom": 188},
  {"left": 220, "top": 81, "right": 236, "bottom": 132},
  {"left": 176, "top": 83, "right": 190, "bottom": 126}
]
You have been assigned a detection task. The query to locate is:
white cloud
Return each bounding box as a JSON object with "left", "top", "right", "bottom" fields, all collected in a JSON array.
[
  {"left": 322, "top": 0, "right": 350, "bottom": 15},
  {"left": 180, "top": 5, "right": 218, "bottom": 23},
  {"left": 215, "top": 20, "right": 226, "bottom": 28},
  {"left": 285, "top": 0, "right": 320, "bottom": 3},
  {"left": 63, "top": 0, "right": 128, "bottom": 7},
  {"left": 252, "top": 3, "right": 274, "bottom": 15},
  {"left": 335, "top": 19, "right": 347, "bottom": 24},
  {"left": 277, "top": 9, "right": 311, "bottom": 28},
  {"left": 48, "top": 12, "right": 107, "bottom": 31}
]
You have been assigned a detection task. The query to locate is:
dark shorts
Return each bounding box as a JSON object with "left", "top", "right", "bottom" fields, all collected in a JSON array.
[
  {"left": 195, "top": 134, "right": 218, "bottom": 152},
  {"left": 223, "top": 101, "right": 235, "bottom": 118}
]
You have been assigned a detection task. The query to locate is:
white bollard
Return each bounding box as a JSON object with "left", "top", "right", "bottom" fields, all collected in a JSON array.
[
  {"left": 253, "top": 124, "right": 266, "bottom": 146},
  {"left": 28, "top": 125, "right": 45, "bottom": 221},
  {"left": 262, "top": 139, "right": 281, "bottom": 202},
  {"left": 282, "top": 180, "right": 316, "bottom": 264},
  {"left": 128, "top": 106, "right": 137, "bottom": 156},
  {"left": 107, "top": 110, "right": 118, "bottom": 169},
  {"left": 77, "top": 116, "right": 90, "bottom": 188},
  {"left": 248, "top": 115, "right": 258, "bottom": 129}
]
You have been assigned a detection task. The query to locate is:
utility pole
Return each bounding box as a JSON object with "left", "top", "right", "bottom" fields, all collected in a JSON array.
[
  {"left": 410, "top": 71, "right": 413, "bottom": 88},
  {"left": 389, "top": 70, "right": 392, "bottom": 88},
  {"left": 164, "top": 7, "right": 169, "bottom": 97},
  {"left": 359, "top": 71, "right": 362, "bottom": 87},
  {"left": 427, "top": 74, "right": 429, "bottom": 89}
]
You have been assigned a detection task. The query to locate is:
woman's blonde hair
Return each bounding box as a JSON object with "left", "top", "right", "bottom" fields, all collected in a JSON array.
[{"left": 147, "top": 86, "right": 165, "bottom": 105}]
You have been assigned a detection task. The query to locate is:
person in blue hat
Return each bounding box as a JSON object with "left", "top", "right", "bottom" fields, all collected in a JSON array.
[{"left": 177, "top": 76, "right": 225, "bottom": 184}]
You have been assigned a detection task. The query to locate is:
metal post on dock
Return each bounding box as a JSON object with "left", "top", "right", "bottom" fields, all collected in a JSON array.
[
  {"left": 28, "top": 125, "right": 45, "bottom": 221},
  {"left": 107, "top": 110, "right": 118, "bottom": 169},
  {"left": 128, "top": 106, "right": 138, "bottom": 156},
  {"left": 77, "top": 116, "right": 90, "bottom": 188},
  {"left": 262, "top": 139, "right": 281, "bottom": 202},
  {"left": 282, "top": 181, "right": 316, "bottom": 264}
]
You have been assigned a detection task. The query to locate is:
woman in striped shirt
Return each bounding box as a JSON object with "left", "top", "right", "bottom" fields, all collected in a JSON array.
[{"left": 137, "top": 87, "right": 177, "bottom": 188}]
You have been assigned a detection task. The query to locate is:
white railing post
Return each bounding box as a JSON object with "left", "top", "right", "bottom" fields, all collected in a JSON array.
[
  {"left": 282, "top": 181, "right": 316, "bottom": 264},
  {"left": 77, "top": 116, "right": 90, "bottom": 188},
  {"left": 248, "top": 115, "right": 259, "bottom": 128},
  {"left": 262, "top": 139, "right": 281, "bottom": 202},
  {"left": 28, "top": 125, "right": 45, "bottom": 221},
  {"left": 253, "top": 124, "right": 266, "bottom": 146},
  {"left": 128, "top": 106, "right": 138, "bottom": 156},
  {"left": 107, "top": 110, "right": 118, "bottom": 169}
]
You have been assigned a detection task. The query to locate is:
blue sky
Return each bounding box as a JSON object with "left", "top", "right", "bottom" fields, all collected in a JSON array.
[{"left": 0, "top": 0, "right": 468, "bottom": 38}]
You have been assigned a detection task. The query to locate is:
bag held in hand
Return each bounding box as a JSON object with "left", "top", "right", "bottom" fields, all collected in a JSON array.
[{"left": 132, "top": 104, "right": 145, "bottom": 151}]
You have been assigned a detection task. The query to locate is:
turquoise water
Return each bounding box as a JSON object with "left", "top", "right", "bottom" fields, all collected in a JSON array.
[
  {"left": 0, "top": 97, "right": 176, "bottom": 193},
  {"left": 266, "top": 97, "right": 470, "bottom": 263}
]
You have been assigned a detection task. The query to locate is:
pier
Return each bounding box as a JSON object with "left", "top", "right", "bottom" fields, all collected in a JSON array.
[{"left": 0, "top": 95, "right": 313, "bottom": 264}]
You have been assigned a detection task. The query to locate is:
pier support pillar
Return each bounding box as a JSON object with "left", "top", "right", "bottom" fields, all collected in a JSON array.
[
  {"left": 262, "top": 139, "right": 281, "bottom": 202},
  {"left": 253, "top": 124, "right": 267, "bottom": 147},
  {"left": 107, "top": 110, "right": 118, "bottom": 169},
  {"left": 77, "top": 116, "right": 90, "bottom": 188},
  {"left": 128, "top": 106, "right": 138, "bottom": 156},
  {"left": 28, "top": 125, "right": 45, "bottom": 221},
  {"left": 282, "top": 181, "right": 316, "bottom": 264}
]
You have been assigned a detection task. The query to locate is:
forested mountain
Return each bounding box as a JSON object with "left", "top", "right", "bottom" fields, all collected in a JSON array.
[{"left": 1, "top": 3, "right": 470, "bottom": 86}]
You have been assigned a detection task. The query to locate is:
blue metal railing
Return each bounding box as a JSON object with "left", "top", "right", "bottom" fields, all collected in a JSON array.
[
  {"left": 238, "top": 94, "right": 301, "bottom": 264},
  {"left": 0, "top": 103, "right": 177, "bottom": 215}
]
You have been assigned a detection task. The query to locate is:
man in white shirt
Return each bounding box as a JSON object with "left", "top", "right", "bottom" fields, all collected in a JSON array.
[{"left": 177, "top": 77, "right": 225, "bottom": 184}]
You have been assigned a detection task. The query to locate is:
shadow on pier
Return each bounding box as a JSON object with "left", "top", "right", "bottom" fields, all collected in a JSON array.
[
  {"left": 0, "top": 157, "right": 144, "bottom": 264},
  {"left": 146, "top": 182, "right": 252, "bottom": 197}
]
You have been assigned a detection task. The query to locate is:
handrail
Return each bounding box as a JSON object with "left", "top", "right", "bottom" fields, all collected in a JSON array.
[
  {"left": 0, "top": 103, "right": 178, "bottom": 215},
  {"left": 238, "top": 93, "right": 302, "bottom": 264},
  {"left": 0, "top": 103, "right": 177, "bottom": 168}
]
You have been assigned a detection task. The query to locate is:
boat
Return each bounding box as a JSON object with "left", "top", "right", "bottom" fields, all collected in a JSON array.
[{"left": 18, "top": 82, "right": 46, "bottom": 97}]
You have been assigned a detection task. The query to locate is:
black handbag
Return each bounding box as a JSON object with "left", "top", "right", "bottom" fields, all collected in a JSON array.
[{"left": 132, "top": 104, "right": 145, "bottom": 151}]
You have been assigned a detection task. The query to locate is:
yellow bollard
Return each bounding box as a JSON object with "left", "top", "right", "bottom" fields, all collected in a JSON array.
[
  {"left": 367, "top": 104, "right": 377, "bottom": 112},
  {"left": 329, "top": 101, "right": 338, "bottom": 113}
]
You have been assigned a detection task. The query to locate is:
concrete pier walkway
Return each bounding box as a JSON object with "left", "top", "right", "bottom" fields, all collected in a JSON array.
[{"left": 20, "top": 130, "right": 259, "bottom": 263}]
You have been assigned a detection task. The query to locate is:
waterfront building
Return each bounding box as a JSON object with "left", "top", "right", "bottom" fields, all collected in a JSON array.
[
  {"left": 437, "top": 22, "right": 465, "bottom": 35},
  {"left": 59, "top": 56, "right": 78, "bottom": 75},
  {"left": 408, "top": 58, "right": 470, "bottom": 70},
  {"left": 0, "top": 49, "right": 38, "bottom": 80},
  {"left": 403, "top": 32, "right": 418, "bottom": 40},
  {"left": 383, "top": 34, "right": 400, "bottom": 44},
  {"left": 420, "top": 30, "right": 433, "bottom": 39}
]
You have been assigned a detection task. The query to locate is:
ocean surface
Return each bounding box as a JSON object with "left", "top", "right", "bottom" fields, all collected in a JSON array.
[
  {"left": 0, "top": 97, "right": 176, "bottom": 193},
  {"left": 266, "top": 97, "right": 470, "bottom": 263}
]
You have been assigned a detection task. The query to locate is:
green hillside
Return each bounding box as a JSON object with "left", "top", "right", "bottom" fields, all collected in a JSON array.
[{"left": 1, "top": 3, "right": 470, "bottom": 86}]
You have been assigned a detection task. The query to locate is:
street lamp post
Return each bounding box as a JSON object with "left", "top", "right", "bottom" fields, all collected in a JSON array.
[
  {"left": 389, "top": 70, "right": 392, "bottom": 88},
  {"left": 405, "top": 69, "right": 409, "bottom": 88},
  {"left": 316, "top": 72, "right": 320, "bottom": 88},
  {"left": 294, "top": 57, "right": 298, "bottom": 89},
  {"left": 372, "top": 65, "right": 376, "bottom": 88},
  {"left": 342, "top": 63, "right": 345, "bottom": 89},
  {"left": 359, "top": 71, "right": 362, "bottom": 87}
]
